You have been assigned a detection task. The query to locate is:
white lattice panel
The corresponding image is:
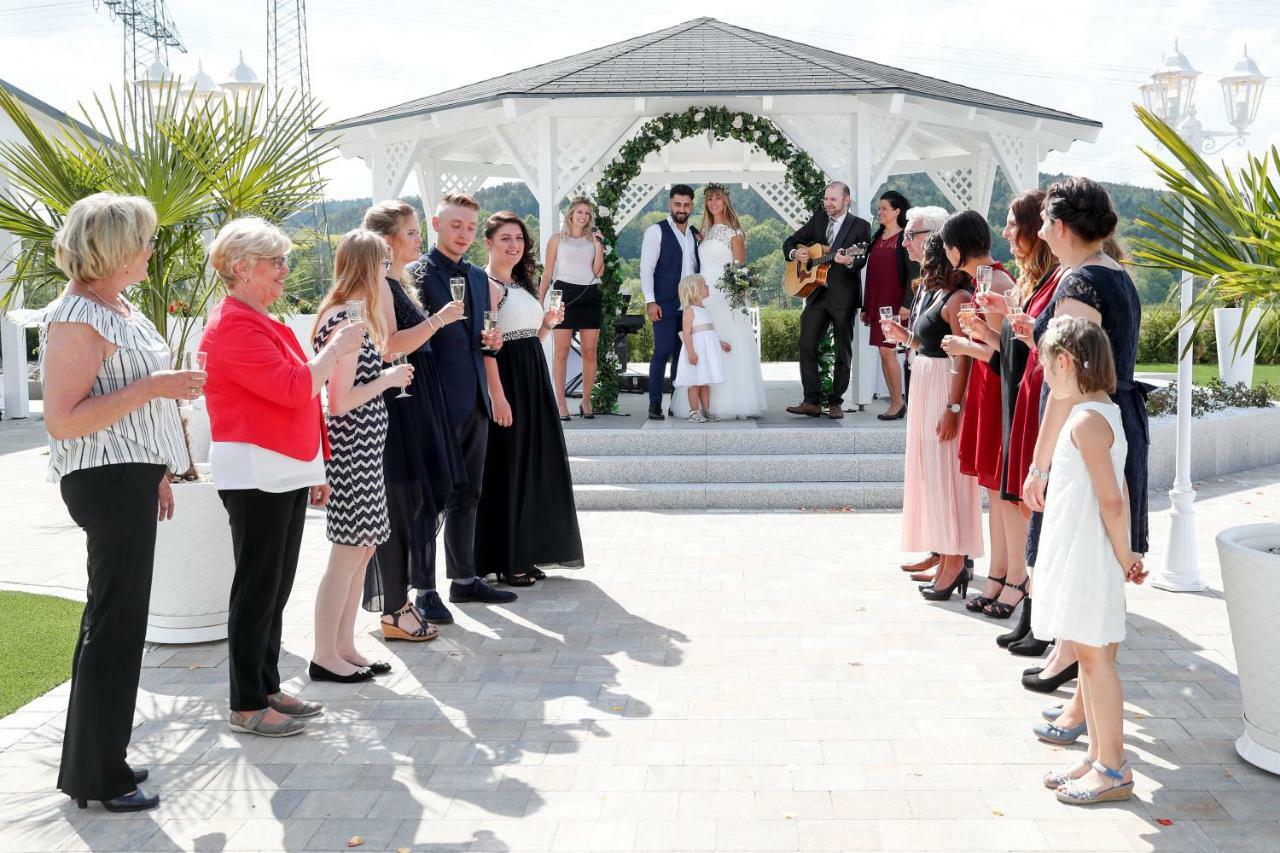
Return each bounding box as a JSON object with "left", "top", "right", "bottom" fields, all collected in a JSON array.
[
  {"left": 555, "top": 116, "right": 634, "bottom": 196},
  {"left": 755, "top": 180, "right": 810, "bottom": 229},
  {"left": 438, "top": 173, "right": 484, "bottom": 200},
  {"left": 611, "top": 183, "right": 663, "bottom": 230},
  {"left": 869, "top": 113, "right": 912, "bottom": 181},
  {"left": 504, "top": 117, "right": 542, "bottom": 188},
  {"left": 991, "top": 131, "right": 1033, "bottom": 190},
  {"left": 381, "top": 140, "right": 414, "bottom": 195},
  {"left": 929, "top": 167, "right": 978, "bottom": 211},
  {"left": 772, "top": 113, "right": 852, "bottom": 179},
  {"left": 568, "top": 179, "right": 598, "bottom": 202}
]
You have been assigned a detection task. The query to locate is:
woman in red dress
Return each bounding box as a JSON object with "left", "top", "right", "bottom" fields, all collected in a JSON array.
[
  {"left": 861, "top": 190, "right": 918, "bottom": 420},
  {"left": 936, "top": 211, "right": 1017, "bottom": 605}
]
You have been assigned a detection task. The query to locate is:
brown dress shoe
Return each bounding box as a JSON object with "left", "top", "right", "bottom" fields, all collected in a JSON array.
[
  {"left": 786, "top": 402, "right": 821, "bottom": 417},
  {"left": 827, "top": 405, "right": 845, "bottom": 419}
]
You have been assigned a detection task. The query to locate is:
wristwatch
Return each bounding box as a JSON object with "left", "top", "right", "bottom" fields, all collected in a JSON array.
[{"left": 946, "top": 402, "right": 962, "bottom": 414}]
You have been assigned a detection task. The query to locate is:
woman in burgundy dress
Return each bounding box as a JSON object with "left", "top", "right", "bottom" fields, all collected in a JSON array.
[{"left": 861, "top": 191, "right": 918, "bottom": 420}]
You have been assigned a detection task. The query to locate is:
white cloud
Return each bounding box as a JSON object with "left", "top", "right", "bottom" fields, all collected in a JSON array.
[{"left": 1, "top": 0, "right": 1276, "bottom": 199}]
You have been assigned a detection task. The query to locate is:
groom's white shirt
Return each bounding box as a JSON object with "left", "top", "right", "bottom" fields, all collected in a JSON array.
[{"left": 640, "top": 216, "right": 698, "bottom": 304}]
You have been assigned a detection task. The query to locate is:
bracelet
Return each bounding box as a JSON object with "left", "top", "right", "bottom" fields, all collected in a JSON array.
[{"left": 1028, "top": 465, "right": 1050, "bottom": 482}]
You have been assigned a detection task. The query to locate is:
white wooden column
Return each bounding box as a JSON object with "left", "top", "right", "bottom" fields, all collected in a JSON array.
[
  {"left": 850, "top": 105, "right": 874, "bottom": 409},
  {"left": 0, "top": 176, "right": 29, "bottom": 418},
  {"left": 535, "top": 114, "right": 558, "bottom": 258},
  {"left": 416, "top": 158, "right": 439, "bottom": 246}
]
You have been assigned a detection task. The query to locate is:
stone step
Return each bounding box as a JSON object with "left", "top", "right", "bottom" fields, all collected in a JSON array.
[
  {"left": 562, "top": 426, "right": 904, "bottom": 457},
  {"left": 573, "top": 481, "right": 904, "bottom": 511},
  {"left": 569, "top": 453, "right": 903, "bottom": 485}
]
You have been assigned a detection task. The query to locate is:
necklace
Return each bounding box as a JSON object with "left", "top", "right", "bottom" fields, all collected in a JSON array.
[{"left": 81, "top": 283, "right": 129, "bottom": 317}]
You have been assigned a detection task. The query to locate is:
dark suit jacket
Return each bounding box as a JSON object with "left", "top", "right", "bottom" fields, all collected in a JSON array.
[
  {"left": 782, "top": 209, "right": 872, "bottom": 312},
  {"left": 410, "top": 247, "right": 492, "bottom": 425}
]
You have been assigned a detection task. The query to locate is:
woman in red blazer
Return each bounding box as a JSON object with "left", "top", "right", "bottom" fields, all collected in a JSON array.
[{"left": 201, "top": 217, "right": 363, "bottom": 738}]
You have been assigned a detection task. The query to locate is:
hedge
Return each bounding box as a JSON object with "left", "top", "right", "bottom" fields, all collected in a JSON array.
[{"left": 623, "top": 305, "right": 1280, "bottom": 365}]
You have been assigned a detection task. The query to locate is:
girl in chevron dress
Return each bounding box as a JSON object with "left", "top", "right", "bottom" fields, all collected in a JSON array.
[{"left": 309, "top": 230, "right": 413, "bottom": 683}]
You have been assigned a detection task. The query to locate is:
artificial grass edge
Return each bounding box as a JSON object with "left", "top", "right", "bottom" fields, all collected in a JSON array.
[{"left": 0, "top": 591, "right": 82, "bottom": 718}]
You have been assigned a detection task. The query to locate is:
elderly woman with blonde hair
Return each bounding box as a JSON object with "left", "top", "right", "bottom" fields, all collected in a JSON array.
[
  {"left": 23, "top": 192, "right": 202, "bottom": 812},
  {"left": 199, "top": 216, "right": 364, "bottom": 737}
]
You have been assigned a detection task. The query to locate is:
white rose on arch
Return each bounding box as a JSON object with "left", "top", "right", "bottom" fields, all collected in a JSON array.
[
  {"left": 752, "top": 130, "right": 762, "bottom": 139},
  {"left": 694, "top": 111, "right": 705, "bottom": 122},
  {"left": 732, "top": 115, "right": 744, "bottom": 130},
  {"left": 769, "top": 134, "right": 778, "bottom": 143},
  {"left": 673, "top": 129, "right": 683, "bottom": 140}
]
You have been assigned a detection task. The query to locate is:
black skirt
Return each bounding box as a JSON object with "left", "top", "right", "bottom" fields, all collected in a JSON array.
[
  {"left": 555, "top": 280, "right": 602, "bottom": 330},
  {"left": 475, "top": 336, "right": 584, "bottom": 576}
]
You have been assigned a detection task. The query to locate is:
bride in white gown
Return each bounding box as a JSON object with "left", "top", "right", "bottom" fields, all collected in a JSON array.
[{"left": 672, "top": 185, "right": 768, "bottom": 419}]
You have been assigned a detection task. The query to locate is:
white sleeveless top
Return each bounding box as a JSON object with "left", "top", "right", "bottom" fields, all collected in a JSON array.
[
  {"left": 496, "top": 284, "right": 547, "bottom": 340},
  {"left": 551, "top": 234, "right": 598, "bottom": 286},
  {"left": 26, "top": 294, "right": 190, "bottom": 483}
]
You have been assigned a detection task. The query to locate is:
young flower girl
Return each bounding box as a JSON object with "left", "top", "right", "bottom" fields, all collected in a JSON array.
[
  {"left": 1032, "top": 316, "right": 1148, "bottom": 805},
  {"left": 673, "top": 274, "right": 730, "bottom": 423}
]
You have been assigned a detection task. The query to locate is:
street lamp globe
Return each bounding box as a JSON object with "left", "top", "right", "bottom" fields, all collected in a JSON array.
[
  {"left": 1150, "top": 40, "right": 1199, "bottom": 124},
  {"left": 1220, "top": 46, "right": 1267, "bottom": 134}
]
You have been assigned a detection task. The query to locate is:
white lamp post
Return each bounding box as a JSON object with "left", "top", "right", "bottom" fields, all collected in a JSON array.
[{"left": 1139, "top": 41, "right": 1267, "bottom": 593}]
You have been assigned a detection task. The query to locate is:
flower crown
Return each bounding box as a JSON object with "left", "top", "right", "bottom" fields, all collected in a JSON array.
[{"left": 705, "top": 182, "right": 729, "bottom": 196}]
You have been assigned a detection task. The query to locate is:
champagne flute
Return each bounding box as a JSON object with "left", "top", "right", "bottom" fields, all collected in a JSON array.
[
  {"left": 346, "top": 299, "right": 365, "bottom": 325},
  {"left": 181, "top": 350, "right": 207, "bottom": 373},
  {"left": 958, "top": 304, "right": 977, "bottom": 338},
  {"left": 449, "top": 277, "right": 467, "bottom": 319},
  {"left": 549, "top": 289, "right": 563, "bottom": 313},
  {"left": 481, "top": 311, "right": 498, "bottom": 352},
  {"left": 390, "top": 353, "right": 411, "bottom": 398},
  {"left": 976, "top": 265, "right": 993, "bottom": 294}
]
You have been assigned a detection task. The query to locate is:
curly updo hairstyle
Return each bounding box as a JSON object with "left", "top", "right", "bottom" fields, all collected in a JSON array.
[{"left": 1043, "top": 177, "right": 1118, "bottom": 243}]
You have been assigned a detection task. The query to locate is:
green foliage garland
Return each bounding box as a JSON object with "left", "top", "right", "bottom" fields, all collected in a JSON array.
[{"left": 589, "top": 106, "right": 827, "bottom": 412}]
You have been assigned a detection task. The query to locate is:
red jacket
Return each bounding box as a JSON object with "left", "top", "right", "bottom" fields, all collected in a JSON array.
[{"left": 200, "top": 297, "right": 330, "bottom": 461}]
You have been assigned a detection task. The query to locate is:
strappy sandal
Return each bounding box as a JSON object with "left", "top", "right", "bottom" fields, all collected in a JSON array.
[
  {"left": 1043, "top": 758, "right": 1093, "bottom": 790},
  {"left": 966, "top": 574, "right": 1007, "bottom": 612},
  {"left": 1056, "top": 760, "right": 1134, "bottom": 804},
  {"left": 984, "top": 578, "right": 1029, "bottom": 619},
  {"left": 501, "top": 573, "right": 537, "bottom": 587},
  {"left": 228, "top": 708, "right": 306, "bottom": 738},
  {"left": 381, "top": 605, "right": 439, "bottom": 642},
  {"left": 526, "top": 567, "right": 547, "bottom": 581}
]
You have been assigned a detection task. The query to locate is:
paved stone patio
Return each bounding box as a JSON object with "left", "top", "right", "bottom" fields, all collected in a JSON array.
[{"left": 2, "top": 412, "right": 1280, "bottom": 852}]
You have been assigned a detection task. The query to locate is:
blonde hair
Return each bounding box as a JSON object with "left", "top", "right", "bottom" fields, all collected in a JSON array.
[
  {"left": 562, "top": 197, "right": 595, "bottom": 237},
  {"left": 209, "top": 217, "right": 292, "bottom": 285},
  {"left": 678, "top": 274, "right": 706, "bottom": 309},
  {"left": 362, "top": 199, "right": 422, "bottom": 306},
  {"left": 436, "top": 192, "right": 479, "bottom": 216},
  {"left": 700, "top": 185, "right": 741, "bottom": 232},
  {"left": 313, "top": 229, "right": 389, "bottom": 350},
  {"left": 1039, "top": 316, "right": 1117, "bottom": 395},
  {"left": 54, "top": 192, "right": 156, "bottom": 282}
]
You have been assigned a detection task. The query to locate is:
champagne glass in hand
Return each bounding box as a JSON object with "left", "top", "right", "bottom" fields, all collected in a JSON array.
[
  {"left": 549, "top": 289, "right": 563, "bottom": 313},
  {"left": 449, "top": 277, "right": 468, "bottom": 319},
  {"left": 481, "top": 311, "right": 498, "bottom": 352},
  {"left": 390, "top": 353, "right": 412, "bottom": 398},
  {"left": 178, "top": 350, "right": 208, "bottom": 406},
  {"left": 975, "top": 265, "right": 993, "bottom": 294},
  {"left": 346, "top": 299, "right": 365, "bottom": 325}
]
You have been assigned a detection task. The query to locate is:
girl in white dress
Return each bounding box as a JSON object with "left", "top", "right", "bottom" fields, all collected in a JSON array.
[
  {"left": 1031, "top": 317, "right": 1148, "bottom": 806},
  {"left": 672, "top": 185, "right": 766, "bottom": 419},
  {"left": 673, "top": 274, "right": 729, "bottom": 423}
]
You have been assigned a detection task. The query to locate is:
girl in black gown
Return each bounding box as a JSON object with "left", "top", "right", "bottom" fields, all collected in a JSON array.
[
  {"left": 363, "top": 201, "right": 468, "bottom": 638},
  {"left": 476, "top": 211, "right": 585, "bottom": 585}
]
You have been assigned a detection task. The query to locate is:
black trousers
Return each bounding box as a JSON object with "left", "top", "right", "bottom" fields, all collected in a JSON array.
[
  {"left": 219, "top": 488, "right": 307, "bottom": 711},
  {"left": 57, "top": 462, "right": 165, "bottom": 801},
  {"left": 374, "top": 481, "right": 435, "bottom": 609},
  {"left": 443, "top": 401, "right": 487, "bottom": 583},
  {"left": 648, "top": 307, "right": 683, "bottom": 405},
  {"left": 799, "top": 298, "right": 856, "bottom": 406}
]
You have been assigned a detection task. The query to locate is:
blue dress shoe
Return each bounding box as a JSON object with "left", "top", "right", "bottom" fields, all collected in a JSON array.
[
  {"left": 1042, "top": 704, "right": 1065, "bottom": 722},
  {"left": 414, "top": 590, "right": 454, "bottom": 625},
  {"left": 449, "top": 578, "right": 517, "bottom": 604},
  {"left": 1034, "top": 719, "right": 1087, "bottom": 745},
  {"left": 75, "top": 786, "right": 160, "bottom": 812}
]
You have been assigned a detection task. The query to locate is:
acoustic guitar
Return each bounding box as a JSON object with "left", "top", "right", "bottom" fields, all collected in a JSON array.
[{"left": 783, "top": 242, "right": 868, "bottom": 299}]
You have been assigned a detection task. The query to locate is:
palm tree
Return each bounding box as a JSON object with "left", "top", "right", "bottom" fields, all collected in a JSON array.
[
  {"left": 0, "top": 83, "right": 336, "bottom": 359},
  {"left": 1130, "top": 104, "right": 1279, "bottom": 355}
]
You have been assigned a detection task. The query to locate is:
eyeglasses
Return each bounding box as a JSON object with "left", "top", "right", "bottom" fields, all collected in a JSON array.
[
  {"left": 146, "top": 235, "right": 158, "bottom": 250},
  {"left": 905, "top": 229, "right": 934, "bottom": 241},
  {"left": 381, "top": 259, "right": 392, "bottom": 270},
  {"left": 266, "top": 256, "right": 289, "bottom": 270}
]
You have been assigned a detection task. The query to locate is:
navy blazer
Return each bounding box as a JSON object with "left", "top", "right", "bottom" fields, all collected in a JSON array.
[{"left": 411, "top": 247, "right": 492, "bottom": 424}]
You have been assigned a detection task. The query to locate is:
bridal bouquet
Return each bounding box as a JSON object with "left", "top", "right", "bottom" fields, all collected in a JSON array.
[{"left": 717, "top": 261, "right": 763, "bottom": 313}]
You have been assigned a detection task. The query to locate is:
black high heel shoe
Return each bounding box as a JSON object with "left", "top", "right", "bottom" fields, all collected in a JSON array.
[
  {"left": 966, "top": 574, "right": 1007, "bottom": 612},
  {"left": 1022, "top": 661, "right": 1079, "bottom": 693},
  {"left": 578, "top": 404, "right": 594, "bottom": 420},
  {"left": 76, "top": 787, "right": 159, "bottom": 813},
  {"left": 1009, "top": 634, "right": 1053, "bottom": 657},
  {"left": 920, "top": 565, "right": 970, "bottom": 601},
  {"left": 997, "top": 596, "right": 1033, "bottom": 647},
  {"left": 984, "top": 578, "right": 1029, "bottom": 620}
]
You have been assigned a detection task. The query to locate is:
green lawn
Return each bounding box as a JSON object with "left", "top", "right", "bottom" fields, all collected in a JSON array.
[
  {"left": 0, "top": 591, "right": 83, "bottom": 718},
  {"left": 1136, "top": 363, "right": 1280, "bottom": 390}
]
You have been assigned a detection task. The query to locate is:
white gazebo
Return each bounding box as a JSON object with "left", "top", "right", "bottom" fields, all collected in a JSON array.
[{"left": 322, "top": 17, "right": 1100, "bottom": 403}]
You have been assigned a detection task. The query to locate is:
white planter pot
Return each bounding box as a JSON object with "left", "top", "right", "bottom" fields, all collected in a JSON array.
[
  {"left": 182, "top": 398, "right": 212, "bottom": 465},
  {"left": 147, "top": 466, "right": 235, "bottom": 644},
  {"left": 1213, "top": 306, "right": 1261, "bottom": 387},
  {"left": 1216, "top": 523, "right": 1280, "bottom": 775}
]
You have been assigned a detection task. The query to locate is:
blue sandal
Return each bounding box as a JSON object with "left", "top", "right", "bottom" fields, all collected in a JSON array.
[{"left": 1056, "top": 760, "right": 1133, "bottom": 805}]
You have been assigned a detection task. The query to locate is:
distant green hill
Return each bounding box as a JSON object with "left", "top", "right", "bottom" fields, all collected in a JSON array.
[{"left": 290, "top": 172, "right": 1179, "bottom": 306}]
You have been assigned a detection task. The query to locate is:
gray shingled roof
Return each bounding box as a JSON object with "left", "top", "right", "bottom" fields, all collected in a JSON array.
[
  {"left": 1, "top": 80, "right": 112, "bottom": 145},
  {"left": 323, "top": 18, "right": 1100, "bottom": 133}
]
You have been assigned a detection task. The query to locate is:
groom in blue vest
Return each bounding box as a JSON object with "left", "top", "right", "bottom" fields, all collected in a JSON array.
[{"left": 639, "top": 185, "right": 700, "bottom": 420}]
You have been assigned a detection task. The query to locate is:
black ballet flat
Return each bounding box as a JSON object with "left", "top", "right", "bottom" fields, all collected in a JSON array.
[
  {"left": 308, "top": 661, "right": 374, "bottom": 683},
  {"left": 877, "top": 404, "right": 906, "bottom": 421},
  {"left": 365, "top": 661, "right": 392, "bottom": 676},
  {"left": 76, "top": 787, "right": 160, "bottom": 813}
]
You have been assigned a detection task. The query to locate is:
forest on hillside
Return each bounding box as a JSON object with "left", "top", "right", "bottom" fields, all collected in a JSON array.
[{"left": 287, "top": 173, "right": 1181, "bottom": 309}]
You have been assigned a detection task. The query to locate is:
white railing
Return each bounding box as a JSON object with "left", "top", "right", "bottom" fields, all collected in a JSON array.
[{"left": 748, "top": 306, "right": 761, "bottom": 360}]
